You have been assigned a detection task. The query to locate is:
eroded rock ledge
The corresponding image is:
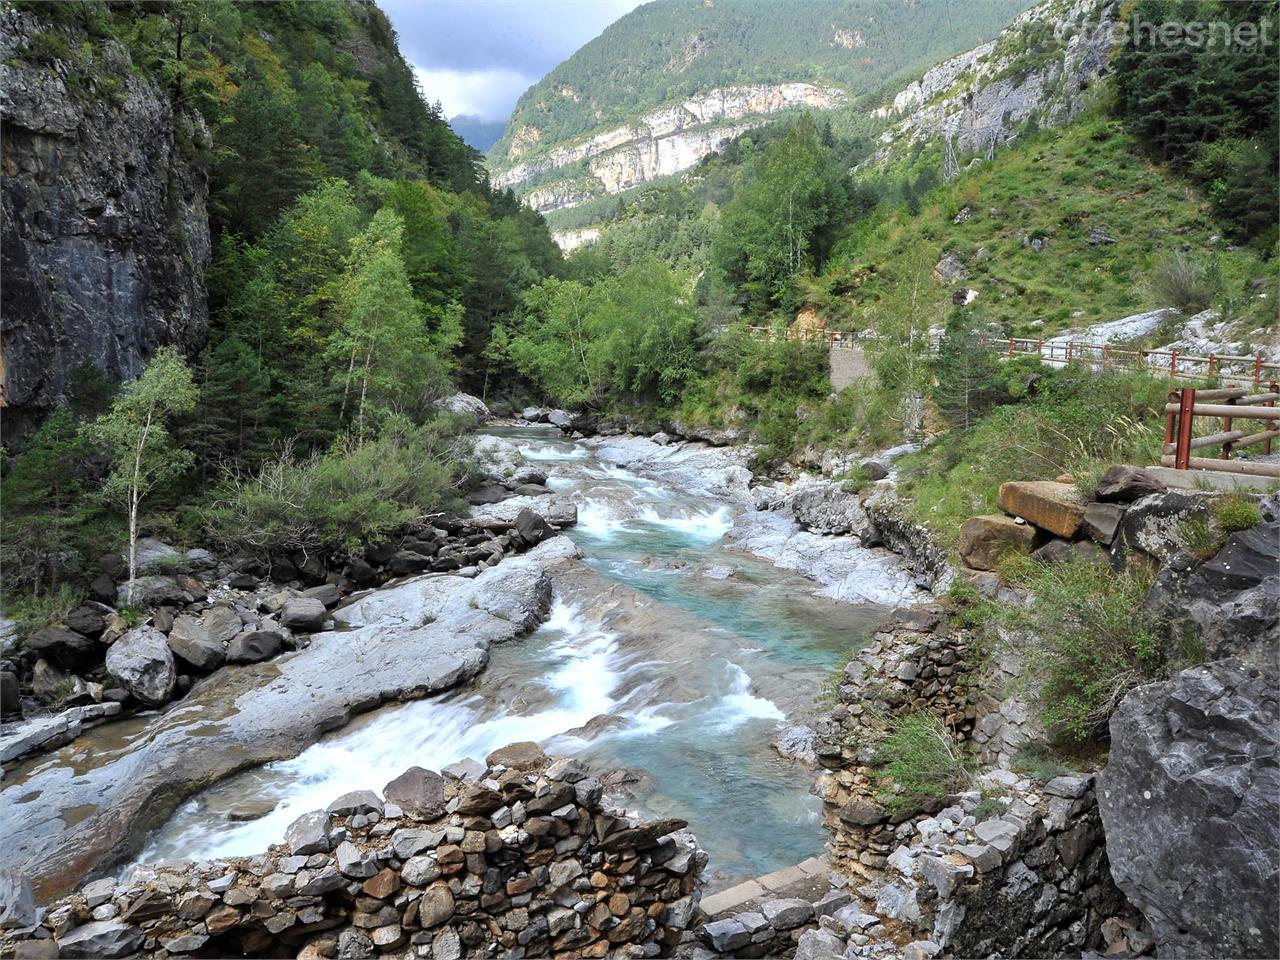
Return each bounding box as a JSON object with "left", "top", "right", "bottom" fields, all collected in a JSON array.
[
  {"left": 0, "top": 745, "right": 704, "bottom": 959},
  {"left": 0, "top": 543, "right": 575, "bottom": 903}
]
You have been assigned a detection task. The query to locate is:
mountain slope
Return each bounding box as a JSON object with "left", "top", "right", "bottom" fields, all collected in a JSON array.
[{"left": 487, "top": 0, "right": 1034, "bottom": 215}]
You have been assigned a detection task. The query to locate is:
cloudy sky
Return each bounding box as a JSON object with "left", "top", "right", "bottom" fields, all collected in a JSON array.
[{"left": 381, "top": 0, "right": 643, "bottom": 122}]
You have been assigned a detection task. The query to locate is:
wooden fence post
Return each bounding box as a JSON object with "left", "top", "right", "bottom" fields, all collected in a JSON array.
[{"left": 1175, "top": 387, "right": 1196, "bottom": 469}]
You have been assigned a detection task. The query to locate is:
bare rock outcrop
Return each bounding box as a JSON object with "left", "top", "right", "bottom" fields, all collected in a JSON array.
[
  {"left": 1097, "top": 659, "right": 1279, "bottom": 959},
  {"left": 1, "top": 8, "right": 210, "bottom": 444}
]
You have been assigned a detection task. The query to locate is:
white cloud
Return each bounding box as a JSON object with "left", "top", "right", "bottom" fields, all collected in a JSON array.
[{"left": 414, "top": 66, "right": 536, "bottom": 121}]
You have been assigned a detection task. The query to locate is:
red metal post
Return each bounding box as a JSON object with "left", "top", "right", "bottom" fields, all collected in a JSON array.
[
  {"left": 1175, "top": 387, "right": 1196, "bottom": 469},
  {"left": 1164, "top": 389, "right": 1179, "bottom": 452},
  {"left": 1008, "top": 338, "right": 1014, "bottom": 357},
  {"left": 1170, "top": 350, "right": 1178, "bottom": 378},
  {"left": 1208, "top": 353, "right": 1216, "bottom": 380},
  {"left": 1067, "top": 341, "right": 1074, "bottom": 364},
  {"left": 1256, "top": 354, "right": 1264, "bottom": 386}
]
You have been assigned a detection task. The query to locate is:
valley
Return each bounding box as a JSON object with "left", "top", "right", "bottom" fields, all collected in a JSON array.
[{"left": 0, "top": 0, "right": 1277, "bottom": 958}]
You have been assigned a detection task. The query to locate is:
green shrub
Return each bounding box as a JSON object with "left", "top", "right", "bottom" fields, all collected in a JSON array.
[
  {"left": 998, "top": 557, "right": 1170, "bottom": 746},
  {"left": 972, "top": 795, "right": 1007, "bottom": 822},
  {"left": 1010, "top": 743, "right": 1073, "bottom": 782},
  {"left": 899, "top": 367, "right": 1168, "bottom": 544},
  {"left": 872, "top": 711, "right": 972, "bottom": 812},
  {"left": 1213, "top": 494, "right": 1262, "bottom": 534},
  {"left": 3, "top": 585, "right": 86, "bottom": 647},
  {"left": 947, "top": 580, "right": 999, "bottom": 631},
  {"left": 24, "top": 30, "right": 73, "bottom": 65},
  {"left": 1148, "top": 251, "right": 1220, "bottom": 314},
  {"left": 1180, "top": 516, "right": 1222, "bottom": 562},
  {"left": 204, "top": 416, "right": 469, "bottom": 557}
]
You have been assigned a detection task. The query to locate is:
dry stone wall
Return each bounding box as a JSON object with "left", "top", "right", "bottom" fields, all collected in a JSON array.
[
  {"left": 0, "top": 746, "right": 704, "bottom": 959},
  {"left": 807, "top": 606, "right": 1137, "bottom": 958}
]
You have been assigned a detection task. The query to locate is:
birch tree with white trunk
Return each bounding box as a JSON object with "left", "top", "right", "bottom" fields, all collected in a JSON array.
[{"left": 88, "top": 347, "right": 197, "bottom": 605}]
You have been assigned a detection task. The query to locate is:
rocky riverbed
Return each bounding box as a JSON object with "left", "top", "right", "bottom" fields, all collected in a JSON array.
[{"left": 2, "top": 424, "right": 925, "bottom": 910}]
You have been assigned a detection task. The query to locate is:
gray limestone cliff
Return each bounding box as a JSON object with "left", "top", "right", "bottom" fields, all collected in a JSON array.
[
  {"left": 870, "top": 0, "right": 1118, "bottom": 165},
  {"left": 1, "top": 8, "right": 210, "bottom": 444}
]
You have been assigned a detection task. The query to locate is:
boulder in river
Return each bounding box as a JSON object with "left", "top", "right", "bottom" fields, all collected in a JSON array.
[
  {"left": 226, "top": 631, "right": 283, "bottom": 664},
  {"left": 789, "top": 480, "right": 869, "bottom": 536},
  {"left": 1097, "top": 659, "right": 1279, "bottom": 959},
  {"left": 104, "top": 626, "right": 176, "bottom": 706},
  {"left": 440, "top": 391, "right": 490, "bottom": 421},
  {"left": 279, "top": 597, "right": 326, "bottom": 632},
  {"left": 515, "top": 507, "right": 553, "bottom": 546},
  {"left": 166, "top": 617, "right": 225, "bottom": 673}
]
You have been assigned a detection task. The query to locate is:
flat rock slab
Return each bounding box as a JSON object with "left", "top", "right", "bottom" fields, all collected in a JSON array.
[
  {"left": 996, "top": 481, "right": 1087, "bottom": 539},
  {"left": 0, "top": 544, "right": 575, "bottom": 902},
  {"left": 700, "top": 857, "right": 831, "bottom": 917}
]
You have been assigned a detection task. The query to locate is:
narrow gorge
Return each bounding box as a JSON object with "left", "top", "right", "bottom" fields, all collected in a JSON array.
[{"left": 1, "top": 0, "right": 1276, "bottom": 958}]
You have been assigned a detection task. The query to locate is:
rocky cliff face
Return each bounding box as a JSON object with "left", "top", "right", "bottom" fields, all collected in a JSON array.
[
  {"left": 492, "top": 83, "right": 843, "bottom": 214},
  {"left": 870, "top": 0, "right": 1117, "bottom": 165},
  {"left": 1097, "top": 659, "right": 1279, "bottom": 959},
  {"left": 0, "top": 9, "right": 210, "bottom": 444}
]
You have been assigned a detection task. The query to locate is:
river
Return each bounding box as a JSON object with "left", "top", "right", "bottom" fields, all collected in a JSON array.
[{"left": 138, "top": 427, "right": 891, "bottom": 888}]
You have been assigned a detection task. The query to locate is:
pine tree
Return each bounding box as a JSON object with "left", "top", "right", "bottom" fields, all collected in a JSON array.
[{"left": 0, "top": 407, "right": 87, "bottom": 592}]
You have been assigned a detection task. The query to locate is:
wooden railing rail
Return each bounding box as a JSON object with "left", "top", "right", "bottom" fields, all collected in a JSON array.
[{"left": 1161, "top": 384, "right": 1280, "bottom": 477}]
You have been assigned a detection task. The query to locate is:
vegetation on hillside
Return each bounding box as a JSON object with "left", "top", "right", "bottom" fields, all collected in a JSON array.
[
  {"left": 2, "top": 0, "right": 563, "bottom": 594},
  {"left": 489, "top": 0, "right": 1033, "bottom": 165}
]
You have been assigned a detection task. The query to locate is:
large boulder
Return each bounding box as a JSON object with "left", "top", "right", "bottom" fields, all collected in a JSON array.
[
  {"left": 166, "top": 616, "right": 225, "bottom": 673},
  {"left": 440, "top": 392, "right": 490, "bottom": 421},
  {"left": 789, "top": 482, "right": 868, "bottom": 536},
  {"left": 957, "top": 514, "right": 1037, "bottom": 570},
  {"left": 132, "top": 538, "right": 180, "bottom": 572},
  {"left": 57, "top": 920, "right": 144, "bottom": 958},
  {"left": 280, "top": 597, "right": 326, "bottom": 632},
  {"left": 1144, "top": 523, "right": 1279, "bottom": 660},
  {"left": 25, "top": 626, "right": 96, "bottom": 669},
  {"left": 0, "top": 870, "right": 35, "bottom": 929},
  {"left": 105, "top": 626, "right": 176, "bottom": 705},
  {"left": 1094, "top": 465, "right": 1166, "bottom": 503},
  {"left": 996, "top": 481, "right": 1087, "bottom": 539},
  {"left": 384, "top": 767, "right": 447, "bottom": 819},
  {"left": 226, "top": 631, "right": 284, "bottom": 664},
  {"left": 514, "top": 508, "right": 553, "bottom": 546},
  {"left": 1115, "top": 490, "right": 1211, "bottom": 563},
  {"left": 1097, "top": 660, "right": 1279, "bottom": 959},
  {"left": 202, "top": 605, "right": 243, "bottom": 644}
]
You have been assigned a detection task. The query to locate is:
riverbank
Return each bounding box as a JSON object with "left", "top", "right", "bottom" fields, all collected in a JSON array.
[{"left": 0, "top": 542, "right": 568, "bottom": 902}]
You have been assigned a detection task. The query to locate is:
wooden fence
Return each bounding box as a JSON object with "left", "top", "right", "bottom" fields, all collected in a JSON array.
[
  {"left": 741, "top": 326, "right": 1280, "bottom": 383},
  {"left": 991, "top": 337, "right": 1280, "bottom": 386},
  {"left": 1162, "top": 384, "right": 1280, "bottom": 478}
]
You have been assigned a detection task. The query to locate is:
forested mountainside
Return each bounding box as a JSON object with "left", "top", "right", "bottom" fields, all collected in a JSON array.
[
  {"left": 1, "top": 0, "right": 560, "bottom": 446},
  {"left": 486, "top": 0, "right": 1034, "bottom": 214},
  {"left": 1, "top": 0, "right": 562, "bottom": 594},
  {"left": 490, "top": 0, "right": 1275, "bottom": 469}
]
